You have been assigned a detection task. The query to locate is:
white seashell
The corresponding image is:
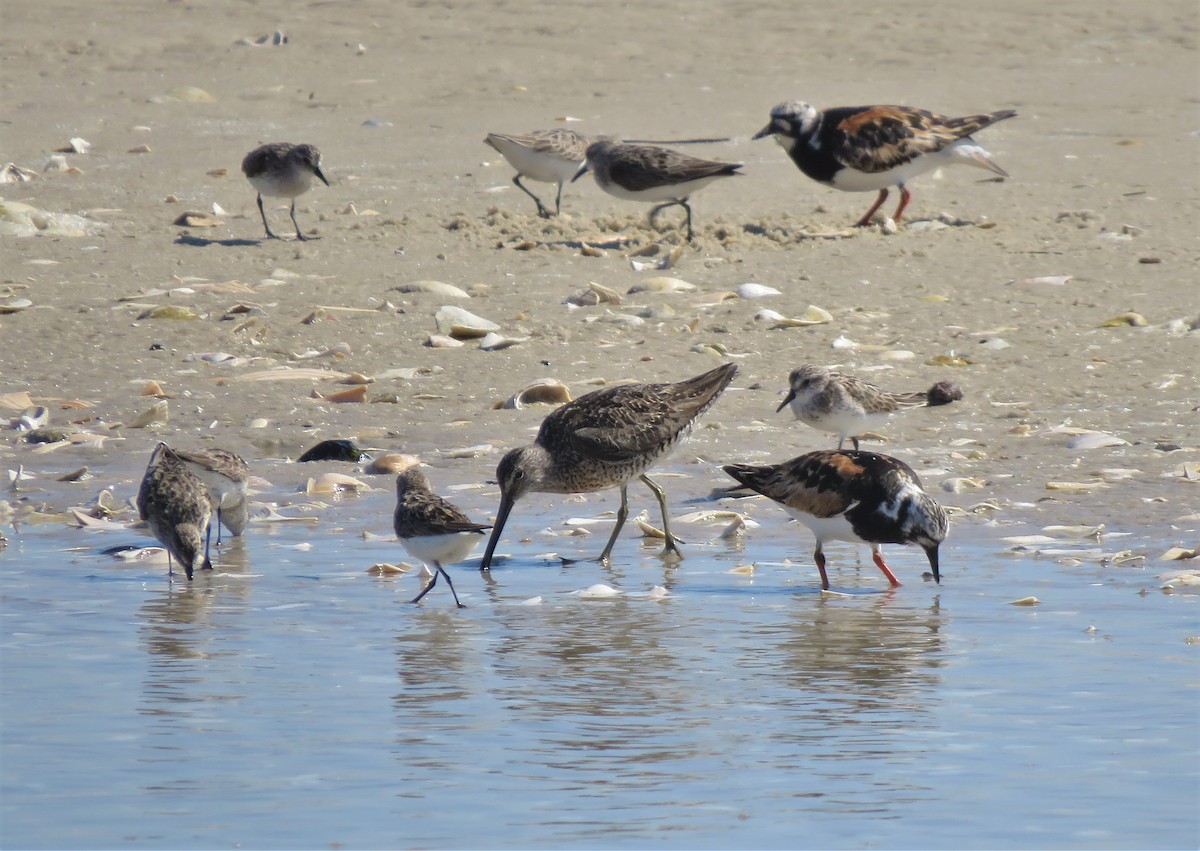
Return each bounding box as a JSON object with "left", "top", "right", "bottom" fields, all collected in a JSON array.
[
  {"left": 754, "top": 309, "right": 786, "bottom": 322},
  {"left": 720, "top": 516, "right": 746, "bottom": 540},
  {"left": 440, "top": 444, "right": 495, "bottom": 459},
  {"left": 305, "top": 473, "right": 370, "bottom": 494},
  {"left": 14, "top": 406, "right": 49, "bottom": 430},
  {"left": 434, "top": 305, "right": 500, "bottom": 338},
  {"left": 1009, "top": 597, "right": 1040, "bottom": 606},
  {"left": 648, "top": 586, "right": 670, "bottom": 599},
  {"left": 518, "top": 596, "right": 544, "bottom": 606},
  {"left": 572, "top": 584, "right": 623, "bottom": 599},
  {"left": 879, "top": 350, "right": 916, "bottom": 361},
  {"left": 479, "top": 332, "right": 529, "bottom": 351},
  {"left": 396, "top": 280, "right": 471, "bottom": 298},
  {"left": 728, "top": 564, "right": 756, "bottom": 576},
  {"left": 600, "top": 310, "right": 645, "bottom": 326},
  {"left": 1002, "top": 535, "right": 1059, "bottom": 546},
  {"left": 502, "top": 379, "right": 572, "bottom": 410},
  {"left": 735, "top": 283, "right": 781, "bottom": 299},
  {"left": 425, "top": 334, "right": 464, "bottom": 348},
  {"left": 1012, "top": 275, "right": 1073, "bottom": 286},
  {"left": 831, "top": 335, "right": 858, "bottom": 349},
  {"left": 248, "top": 417, "right": 269, "bottom": 428},
  {"left": 978, "top": 337, "right": 1011, "bottom": 350},
  {"left": 1042, "top": 524, "right": 1105, "bottom": 540},
  {"left": 44, "top": 155, "right": 70, "bottom": 173},
  {"left": 1, "top": 163, "right": 39, "bottom": 183},
  {"left": 627, "top": 277, "right": 696, "bottom": 294},
  {"left": 767, "top": 305, "right": 834, "bottom": 328},
  {"left": 1066, "top": 432, "right": 1128, "bottom": 450},
  {"left": 126, "top": 399, "right": 168, "bottom": 428}
]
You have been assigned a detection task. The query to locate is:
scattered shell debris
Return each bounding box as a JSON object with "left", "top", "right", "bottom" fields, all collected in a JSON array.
[
  {"left": 435, "top": 305, "right": 500, "bottom": 339},
  {"left": 500, "top": 379, "right": 572, "bottom": 410}
]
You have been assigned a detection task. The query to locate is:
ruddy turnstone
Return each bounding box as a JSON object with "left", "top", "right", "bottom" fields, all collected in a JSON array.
[
  {"left": 173, "top": 447, "right": 250, "bottom": 557},
  {"left": 138, "top": 443, "right": 213, "bottom": 581},
  {"left": 394, "top": 469, "right": 491, "bottom": 608},
  {"left": 484, "top": 129, "right": 600, "bottom": 218},
  {"left": 723, "top": 449, "right": 948, "bottom": 591},
  {"left": 778, "top": 365, "right": 963, "bottom": 450},
  {"left": 241, "top": 142, "right": 329, "bottom": 240},
  {"left": 480, "top": 363, "right": 738, "bottom": 569},
  {"left": 572, "top": 140, "right": 742, "bottom": 242},
  {"left": 753, "top": 101, "right": 1016, "bottom": 226}
]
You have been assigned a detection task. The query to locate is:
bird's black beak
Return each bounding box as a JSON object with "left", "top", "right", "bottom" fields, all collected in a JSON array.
[
  {"left": 479, "top": 491, "right": 515, "bottom": 571},
  {"left": 926, "top": 546, "right": 941, "bottom": 584},
  {"left": 570, "top": 161, "right": 590, "bottom": 183},
  {"left": 752, "top": 123, "right": 776, "bottom": 141},
  {"left": 314, "top": 165, "right": 330, "bottom": 187},
  {"left": 775, "top": 388, "right": 796, "bottom": 414}
]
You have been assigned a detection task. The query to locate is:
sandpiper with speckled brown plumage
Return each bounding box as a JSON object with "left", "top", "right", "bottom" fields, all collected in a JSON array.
[
  {"left": 778, "top": 365, "right": 963, "bottom": 450},
  {"left": 480, "top": 363, "right": 738, "bottom": 569},
  {"left": 138, "top": 443, "right": 213, "bottom": 581},
  {"left": 753, "top": 101, "right": 1015, "bottom": 226},
  {"left": 394, "top": 469, "right": 491, "bottom": 608},
  {"left": 724, "top": 449, "right": 948, "bottom": 591}
]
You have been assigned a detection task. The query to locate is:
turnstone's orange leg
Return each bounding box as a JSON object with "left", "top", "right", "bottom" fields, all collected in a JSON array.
[
  {"left": 855, "top": 188, "right": 890, "bottom": 227},
  {"left": 814, "top": 546, "right": 831, "bottom": 591},
  {"left": 893, "top": 185, "right": 913, "bottom": 223},
  {"left": 871, "top": 549, "right": 903, "bottom": 587}
]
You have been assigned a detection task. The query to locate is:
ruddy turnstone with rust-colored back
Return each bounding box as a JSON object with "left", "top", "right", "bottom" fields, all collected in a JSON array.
[
  {"left": 753, "top": 101, "right": 1015, "bottom": 226},
  {"left": 484, "top": 129, "right": 603, "bottom": 218},
  {"left": 480, "top": 363, "right": 738, "bottom": 569},
  {"left": 572, "top": 140, "right": 742, "bottom": 242},
  {"left": 394, "top": 468, "right": 491, "bottom": 608},
  {"left": 242, "top": 142, "right": 329, "bottom": 240},
  {"left": 724, "top": 449, "right": 948, "bottom": 591},
  {"left": 138, "top": 443, "right": 213, "bottom": 581},
  {"left": 778, "top": 365, "right": 963, "bottom": 450}
]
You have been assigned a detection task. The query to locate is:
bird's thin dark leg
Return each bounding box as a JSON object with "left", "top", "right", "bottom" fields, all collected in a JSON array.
[
  {"left": 850, "top": 435, "right": 862, "bottom": 451},
  {"left": 814, "top": 546, "right": 830, "bottom": 591},
  {"left": 256, "top": 194, "right": 277, "bottom": 239},
  {"left": 871, "top": 548, "right": 902, "bottom": 587},
  {"left": 598, "top": 484, "right": 630, "bottom": 565},
  {"left": 681, "top": 200, "right": 695, "bottom": 242},
  {"left": 553, "top": 181, "right": 564, "bottom": 216},
  {"left": 202, "top": 519, "right": 213, "bottom": 565},
  {"left": 410, "top": 570, "right": 439, "bottom": 604},
  {"left": 855, "top": 188, "right": 890, "bottom": 227},
  {"left": 513, "top": 175, "right": 551, "bottom": 218},
  {"left": 640, "top": 474, "right": 682, "bottom": 560},
  {"left": 438, "top": 565, "right": 465, "bottom": 609},
  {"left": 289, "top": 200, "right": 307, "bottom": 241},
  {"left": 893, "top": 185, "right": 913, "bottom": 223},
  {"left": 215, "top": 506, "right": 224, "bottom": 546}
]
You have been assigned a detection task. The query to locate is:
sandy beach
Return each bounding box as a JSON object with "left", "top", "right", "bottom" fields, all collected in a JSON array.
[{"left": 1, "top": 0, "right": 1197, "bottom": 534}]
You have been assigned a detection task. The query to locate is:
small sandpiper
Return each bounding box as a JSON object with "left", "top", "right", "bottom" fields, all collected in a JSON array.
[
  {"left": 484, "top": 129, "right": 601, "bottom": 218},
  {"left": 572, "top": 139, "right": 742, "bottom": 242},
  {"left": 138, "top": 443, "right": 214, "bottom": 581},
  {"left": 173, "top": 447, "right": 250, "bottom": 558},
  {"left": 241, "top": 142, "right": 329, "bottom": 240},
  {"left": 723, "top": 449, "right": 948, "bottom": 591},
  {"left": 753, "top": 101, "right": 1015, "bottom": 226},
  {"left": 778, "top": 364, "right": 963, "bottom": 449},
  {"left": 394, "top": 469, "right": 492, "bottom": 608},
  {"left": 480, "top": 363, "right": 738, "bottom": 569}
]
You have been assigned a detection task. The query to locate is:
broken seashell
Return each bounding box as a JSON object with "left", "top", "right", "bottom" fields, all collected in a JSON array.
[
  {"left": 926, "top": 354, "right": 973, "bottom": 367},
  {"left": 1, "top": 163, "right": 39, "bottom": 183},
  {"left": 502, "top": 379, "right": 572, "bottom": 410},
  {"left": 138, "top": 305, "right": 199, "bottom": 320},
  {"left": 12, "top": 406, "right": 49, "bottom": 431},
  {"left": 395, "top": 280, "right": 471, "bottom": 298},
  {"left": 1009, "top": 597, "right": 1040, "bottom": 606},
  {"left": 1011, "top": 275, "right": 1073, "bottom": 286},
  {"left": 1097, "top": 312, "right": 1148, "bottom": 328},
  {"left": 173, "top": 211, "right": 222, "bottom": 228},
  {"left": 315, "top": 385, "right": 367, "bottom": 403},
  {"left": 571, "top": 584, "right": 623, "bottom": 599},
  {"left": 579, "top": 243, "right": 606, "bottom": 257},
  {"left": 425, "top": 334, "right": 465, "bottom": 348},
  {"left": 479, "top": 332, "right": 529, "bottom": 351},
  {"left": 1066, "top": 432, "right": 1128, "bottom": 450},
  {"left": 141, "top": 381, "right": 168, "bottom": 398},
  {"left": 126, "top": 400, "right": 168, "bottom": 428},
  {"left": 434, "top": 305, "right": 500, "bottom": 339},
  {"left": 305, "top": 473, "right": 370, "bottom": 494},
  {"left": 367, "top": 563, "right": 408, "bottom": 576},
  {"left": 365, "top": 453, "right": 420, "bottom": 475},
  {"left": 735, "top": 282, "right": 781, "bottom": 299},
  {"left": 627, "top": 276, "right": 696, "bottom": 294}
]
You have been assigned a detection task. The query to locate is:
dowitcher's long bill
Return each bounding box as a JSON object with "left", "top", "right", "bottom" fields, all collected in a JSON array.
[
  {"left": 572, "top": 140, "right": 742, "bottom": 242},
  {"left": 754, "top": 101, "right": 1015, "bottom": 226},
  {"left": 724, "top": 449, "right": 948, "bottom": 591},
  {"left": 484, "top": 129, "right": 599, "bottom": 218},
  {"left": 394, "top": 469, "right": 491, "bottom": 608},
  {"left": 241, "top": 142, "right": 329, "bottom": 240},
  {"left": 777, "top": 364, "right": 963, "bottom": 449},
  {"left": 138, "top": 443, "right": 214, "bottom": 581},
  {"left": 480, "top": 363, "right": 737, "bottom": 569}
]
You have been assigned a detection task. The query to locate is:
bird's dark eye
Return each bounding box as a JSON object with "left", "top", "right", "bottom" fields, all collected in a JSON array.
[{"left": 514, "top": 470, "right": 525, "bottom": 479}]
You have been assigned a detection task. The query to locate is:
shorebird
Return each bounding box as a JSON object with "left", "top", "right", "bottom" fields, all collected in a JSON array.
[
  {"left": 173, "top": 447, "right": 250, "bottom": 558},
  {"left": 480, "top": 363, "right": 738, "bottom": 569},
  {"left": 241, "top": 142, "right": 329, "bottom": 240},
  {"left": 572, "top": 140, "right": 742, "bottom": 242},
  {"left": 484, "top": 129, "right": 599, "bottom": 218},
  {"left": 394, "top": 469, "right": 491, "bottom": 608},
  {"left": 138, "top": 443, "right": 213, "bottom": 581},
  {"left": 753, "top": 101, "right": 1015, "bottom": 226},
  {"left": 723, "top": 449, "right": 948, "bottom": 591},
  {"left": 778, "top": 365, "right": 963, "bottom": 449}
]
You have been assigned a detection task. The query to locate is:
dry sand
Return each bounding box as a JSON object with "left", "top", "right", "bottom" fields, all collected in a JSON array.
[{"left": 1, "top": 0, "right": 1197, "bottom": 541}]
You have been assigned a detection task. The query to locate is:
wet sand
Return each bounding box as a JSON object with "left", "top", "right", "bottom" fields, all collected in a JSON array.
[{"left": 1, "top": 0, "right": 1197, "bottom": 537}]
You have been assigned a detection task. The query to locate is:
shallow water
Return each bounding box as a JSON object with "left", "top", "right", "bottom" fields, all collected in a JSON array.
[{"left": 1, "top": 481, "right": 1197, "bottom": 850}]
